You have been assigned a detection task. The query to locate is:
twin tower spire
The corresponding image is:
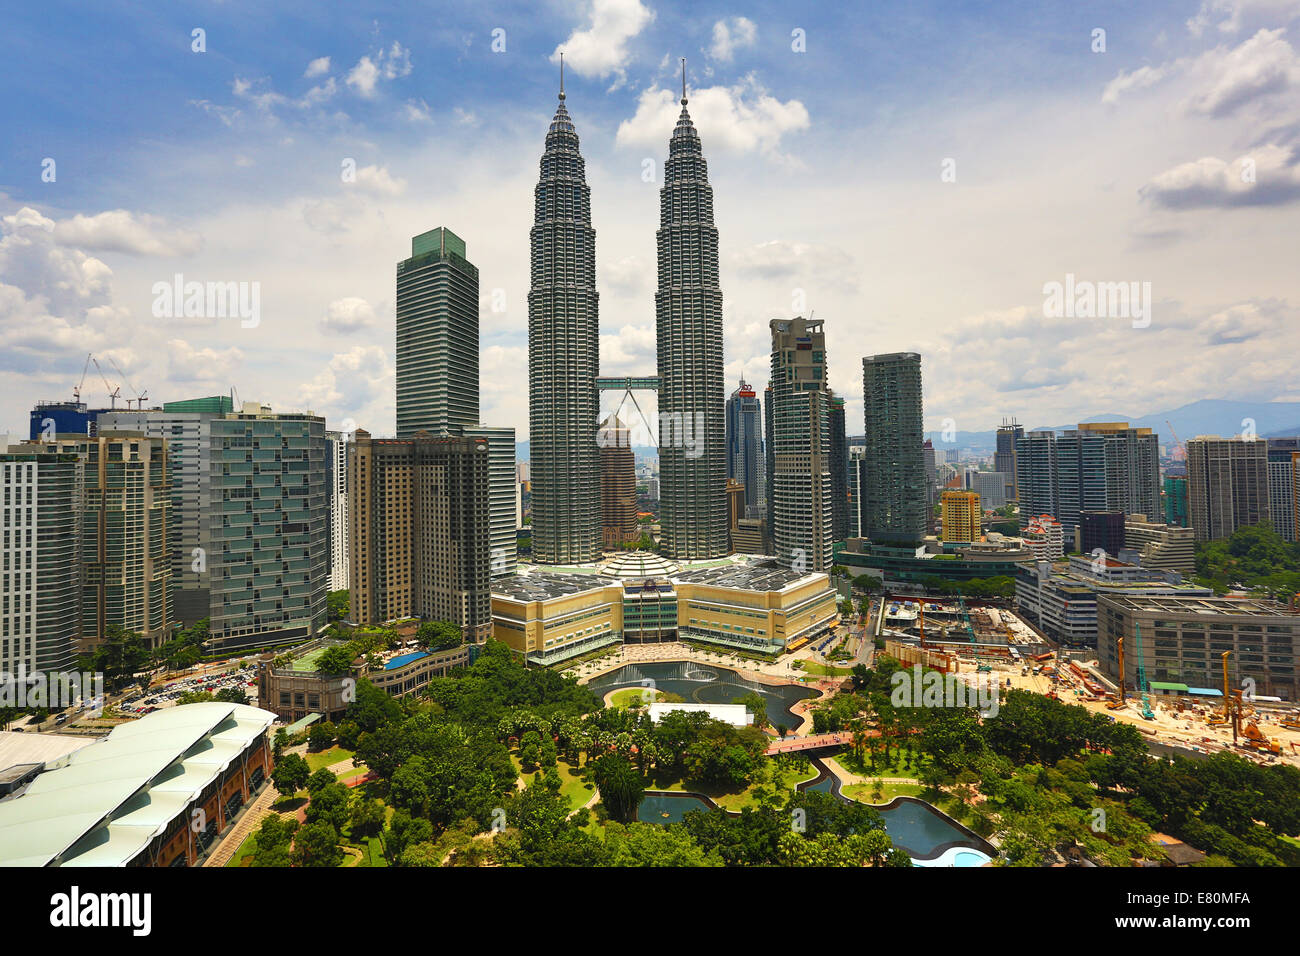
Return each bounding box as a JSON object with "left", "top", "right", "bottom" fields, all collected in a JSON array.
[{"left": 527, "top": 58, "right": 727, "bottom": 565}]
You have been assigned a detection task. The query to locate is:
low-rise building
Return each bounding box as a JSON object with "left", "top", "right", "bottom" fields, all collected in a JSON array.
[
  {"left": 1123, "top": 514, "right": 1196, "bottom": 573},
  {"left": 1098, "top": 595, "right": 1300, "bottom": 701},
  {"left": 256, "top": 639, "right": 472, "bottom": 722},
  {"left": 489, "top": 554, "right": 838, "bottom": 665},
  {"left": 0, "top": 703, "right": 275, "bottom": 867},
  {"left": 1022, "top": 514, "right": 1065, "bottom": 562},
  {"left": 1016, "top": 556, "right": 1212, "bottom": 649}
]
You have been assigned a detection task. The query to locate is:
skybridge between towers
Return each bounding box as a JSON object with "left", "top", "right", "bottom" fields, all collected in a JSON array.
[{"left": 597, "top": 375, "right": 661, "bottom": 446}]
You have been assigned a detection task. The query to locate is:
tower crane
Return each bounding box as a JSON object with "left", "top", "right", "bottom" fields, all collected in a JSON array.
[
  {"left": 72, "top": 352, "right": 91, "bottom": 403},
  {"left": 109, "top": 357, "right": 148, "bottom": 410},
  {"left": 1165, "top": 419, "right": 1186, "bottom": 461},
  {"left": 91, "top": 357, "right": 121, "bottom": 410}
]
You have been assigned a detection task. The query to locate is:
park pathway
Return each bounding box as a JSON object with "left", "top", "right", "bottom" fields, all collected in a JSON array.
[{"left": 203, "top": 784, "right": 281, "bottom": 867}]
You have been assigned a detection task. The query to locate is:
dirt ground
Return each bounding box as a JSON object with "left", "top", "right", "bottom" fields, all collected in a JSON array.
[{"left": 969, "top": 657, "right": 1300, "bottom": 768}]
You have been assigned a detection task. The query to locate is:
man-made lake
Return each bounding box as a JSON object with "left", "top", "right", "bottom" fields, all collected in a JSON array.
[
  {"left": 588, "top": 661, "right": 815, "bottom": 730},
  {"left": 636, "top": 758, "right": 995, "bottom": 865}
]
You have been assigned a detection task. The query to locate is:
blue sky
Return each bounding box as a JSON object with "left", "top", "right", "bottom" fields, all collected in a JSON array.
[{"left": 3, "top": 0, "right": 1300, "bottom": 440}]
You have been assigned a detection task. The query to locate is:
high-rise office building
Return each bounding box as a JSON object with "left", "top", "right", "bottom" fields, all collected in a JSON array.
[
  {"left": 37, "top": 433, "right": 173, "bottom": 650},
  {"left": 1016, "top": 423, "right": 1160, "bottom": 536},
  {"left": 99, "top": 395, "right": 234, "bottom": 625},
  {"left": 828, "top": 394, "right": 849, "bottom": 542},
  {"left": 528, "top": 82, "right": 601, "bottom": 564},
  {"left": 764, "top": 385, "right": 774, "bottom": 549},
  {"left": 598, "top": 416, "right": 639, "bottom": 550},
  {"left": 769, "top": 317, "right": 832, "bottom": 571},
  {"left": 396, "top": 227, "right": 479, "bottom": 439},
  {"left": 656, "top": 75, "right": 727, "bottom": 560},
  {"left": 0, "top": 447, "right": 82, "bottom": 674},
  {"left": 725, "top": 380, "right": 764, "bottom": 519},
  {"left": 325, "top": 430, "right": 350, "bottom": 591},
  {"left": 940, "top": 490, "right": 981, "bottom": 543},
  {"left": 972, "top": 471, "right": 1007, "bottom": 511},
  {"left": 207, "top": 405, "right": 328, "bottom": 651},
  {"left": 847, "top": 446, "right": 868, "bottom": 538},
  {"left": 464, "top": 425, "right": 517, "bottom": 577},
  {"left": 1266, "top": 437, "right": 1299, "bottom": 541},
  {"left": 995, "top": 419, "right": 1024, "bottom": 502},
  {"left": 1185, "top": 436, "right": 1270, "bottom": 542},
  {"left": 861, "top": 352, "right": 926, "bottom": 543},
  {"left": 349, "top": 430, "right": 491, "bottom": 642}
]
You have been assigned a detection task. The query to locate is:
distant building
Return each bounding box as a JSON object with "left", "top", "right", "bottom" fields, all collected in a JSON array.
[
  {"left": 98, "top": 395, "right": 235, "bottom": 625},
  {"left": 1266, "top": 437, "right": 1299, "bottom": 541},
  {"left": 257, "top": 640, "right": 471, "bottom": 723},
  {"left": 861, "top": 353, "right": 927, "bottom": 543},
  {"left": 464, "top": 425, "right": 518, "bottom": 577},
  {"left": 1080, "top": 511, "right": 1126, "bottom": 559},
  {"left": 940, "top": 490, "right": 981, "bottom": 543},
  {"left": 973, "top": 471, "right": 1007, "bottom": 511},
  {"left": 1185, "top": 436, "right": 1270, "bottom": 541},
  {"left": 325, "top": 430, "right": 350, "bottom": 592},
  {"left": 1016, "top": 423, "right": 1160, "bottom": 536},
  {"left": 725, "top": 380, "right": 765, "bottom": 519},
  {"left": 1163, "top": 475, "right": 1189, "bottom": 527},
  {"left": 599, "top": 416, "right": 639, "bottom": 549},
  {"left": 828, "top": 394, "right": 849, "bottom": 542},
  {"left": 28, "top": 401, "right": 112, "bottom": 441},
  {"left": 38, "top": 432, "right": 173, "bottom": 651},
  {"left": 1022, "top": 514, "right": 1065, "bottom": 561},
  {"left": 769, "top": 317, "right": 833, "bottom": 571},
  {"left": 490, "top": 558, "right": 837, "bottom": 665},
  {"left": 995, "top": 420, "right": 1024, "bottom": 502}
]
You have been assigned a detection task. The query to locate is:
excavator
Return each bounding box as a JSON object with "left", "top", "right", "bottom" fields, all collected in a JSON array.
[{"left": 1215, "top": 652, "right": 1282, "bottom": 754}]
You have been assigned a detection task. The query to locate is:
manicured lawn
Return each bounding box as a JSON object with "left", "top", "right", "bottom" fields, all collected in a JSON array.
[
  {"left": 608, "top": 687, "right": 663, "bottom": 708},
  {"left": 349, "top": 835, "right": 388, "bottom": 867},
  {"left": 642, "top": 757, "right": 818, "bottom": 812},
  {"left": 793, "top": 660, "right": 855, "bottom": 677},
  {"left": 831, "top": 747, "right": 929, "bottom": 780},
  {"left": 511, "top": 754, "right": 596, "bottom": 812},
  {"left": 305, "top": 746, "right": 356, "bottom": 774},
  {"left": 843, "top": 781, "right": 926, "bottom": 804},
  {"left": 226, "top": 831, "right": 259, "bottom": 867}
]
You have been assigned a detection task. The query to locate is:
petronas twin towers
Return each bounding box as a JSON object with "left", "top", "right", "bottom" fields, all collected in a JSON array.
[{"left": 528, "top": 64, "right": 727, "bottom": 564}]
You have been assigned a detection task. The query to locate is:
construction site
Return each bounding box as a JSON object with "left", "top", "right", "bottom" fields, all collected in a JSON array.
[{"left": 878, "top": 596, "right": 1300, "bottom": 768}]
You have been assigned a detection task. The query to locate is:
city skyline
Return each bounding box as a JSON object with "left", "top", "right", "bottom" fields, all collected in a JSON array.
[{"left": 5, "top": 2, "right": 1300, "bottom": 443}]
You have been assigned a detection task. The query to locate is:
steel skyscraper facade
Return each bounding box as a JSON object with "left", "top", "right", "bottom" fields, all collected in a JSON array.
[
  {"left": 861, "top": 352, "right": 927, "bottom": 544},
  {"left": 656, "top": 78, "right": 727, "bottom": 560},
  {"left": 527, "top": 83, "right": 601, "bottom": 564},
  {"left": 396, "top": 227, "right": 479, "bottom": 438}
]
